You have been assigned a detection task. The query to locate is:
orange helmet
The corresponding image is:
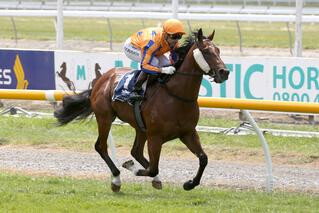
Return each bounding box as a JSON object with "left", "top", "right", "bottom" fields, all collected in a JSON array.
[{"left": 162, "top": 19, "right": 186, "bottom": 35}]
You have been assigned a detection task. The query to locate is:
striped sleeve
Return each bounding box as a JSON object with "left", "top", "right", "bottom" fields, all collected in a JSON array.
[{"left": 140, "top": 40, "right": 161, "bottom": 74}]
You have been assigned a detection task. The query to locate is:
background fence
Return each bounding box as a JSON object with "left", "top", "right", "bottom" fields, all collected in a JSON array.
[
  {"left": 0, "top": 0, "right": 318, "bottom": 56},
  {"left": 1, "top": 0, "right": 319, "bottom": 10}
]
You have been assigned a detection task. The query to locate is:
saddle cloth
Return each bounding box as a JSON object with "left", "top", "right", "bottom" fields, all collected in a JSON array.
[{"left": 112, "top": 69, "right": 146, "bottom": 104}]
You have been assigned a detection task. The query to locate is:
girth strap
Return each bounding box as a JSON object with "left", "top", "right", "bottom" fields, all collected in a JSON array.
[{"left": 133, "top": 100, "right": 146, "bottom": 132}]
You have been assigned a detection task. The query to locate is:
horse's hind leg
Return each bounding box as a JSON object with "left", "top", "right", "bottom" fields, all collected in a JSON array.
[
  {"left": 180, "top": 130, "right": 208, "bottom": 191},
  {"left": 95, "top": 114, "right": 121, "bottom": 192},
  {"left": 122, "top": 130, "right": 162, "bottom": 189},
  {"left": 130, "top": 130, "right": 149, "bottom": 168},
  {"left": 132, "top": 136, "right": 162, "bottom": 179}
]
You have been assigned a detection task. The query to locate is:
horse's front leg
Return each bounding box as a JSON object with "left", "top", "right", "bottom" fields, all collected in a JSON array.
[{"left": 180, "top": 130, "right": 208, "bottom": 191}]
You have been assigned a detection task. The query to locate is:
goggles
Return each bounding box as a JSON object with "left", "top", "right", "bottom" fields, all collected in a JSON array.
[{"left": 168, "top": 34, "right": 183, "bottom": 40}]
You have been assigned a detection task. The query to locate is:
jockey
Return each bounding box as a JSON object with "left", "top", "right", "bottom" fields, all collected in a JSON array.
[{"left": 123, "top": 18, "right": 186, "bottom": 101}]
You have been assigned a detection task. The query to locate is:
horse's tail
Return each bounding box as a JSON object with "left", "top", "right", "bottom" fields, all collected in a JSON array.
[{"left": 54, "top": 89, "right": 93, "bottom": 125}]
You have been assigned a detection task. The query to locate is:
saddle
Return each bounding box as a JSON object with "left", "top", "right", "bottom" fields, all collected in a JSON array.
[
  {"left": 112, "top": 70, "right": 171, "bottom": 132},
  {"left": 112, "top": 70, "right": 146, "bottom": 105}
]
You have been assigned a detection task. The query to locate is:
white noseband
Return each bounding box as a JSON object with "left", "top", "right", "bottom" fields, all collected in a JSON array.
[{"left": 193, "top": 48, "right": 211, "bottom": 73}]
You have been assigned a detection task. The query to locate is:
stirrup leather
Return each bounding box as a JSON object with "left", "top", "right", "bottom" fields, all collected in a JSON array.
[{"left": 134, "top": 100, "right": 146, "bottom": 132}]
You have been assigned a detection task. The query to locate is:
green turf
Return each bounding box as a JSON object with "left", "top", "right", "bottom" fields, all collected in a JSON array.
[{"left": 0, "top": 173, "right": 318, "bottom": 213}]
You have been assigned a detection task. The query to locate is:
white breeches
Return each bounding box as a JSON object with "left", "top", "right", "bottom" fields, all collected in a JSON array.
[{"left": 123, "top": 38, "right": 171, "bottom": 68}]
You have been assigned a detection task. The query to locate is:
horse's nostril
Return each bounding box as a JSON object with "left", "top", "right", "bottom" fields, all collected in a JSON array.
[
  {"left": 218, "top": 68, "right": 229, "bottom": 74},
  {"left": 222, "top": 69, "right": 230, "bottom": 77}
]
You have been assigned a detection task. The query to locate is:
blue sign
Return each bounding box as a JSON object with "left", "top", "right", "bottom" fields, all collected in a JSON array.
[{"left": 0, "top": 49, "right": 55, "bottom": 89}]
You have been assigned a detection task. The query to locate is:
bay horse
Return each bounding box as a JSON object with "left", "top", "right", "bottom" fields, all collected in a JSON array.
[{"left": 54, "top": 29, "right": 229, "bottom": 192}]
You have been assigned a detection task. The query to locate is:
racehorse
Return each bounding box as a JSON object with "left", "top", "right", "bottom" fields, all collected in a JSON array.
[{"left": 54, "top": 29, "right": 229, "bottom": 192}]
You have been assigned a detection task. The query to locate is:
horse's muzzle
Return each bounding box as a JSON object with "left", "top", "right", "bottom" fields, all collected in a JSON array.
[{"left": 214, "top": 68, "right": 230, "bottom": 83}]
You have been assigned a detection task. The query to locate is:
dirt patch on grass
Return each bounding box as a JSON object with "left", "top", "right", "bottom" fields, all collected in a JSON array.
[{"left": 1, "top": 145, "right": 318, "bottom": 193}]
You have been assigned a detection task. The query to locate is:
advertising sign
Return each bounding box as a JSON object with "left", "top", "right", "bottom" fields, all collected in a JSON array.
[
  {"left": 202, "top": 57, "right": 319, "bottom": 103},
  {"left": 54, "top": 51, "right": 138, "bottom": 91},
  {"left": 0, "top": 49, "right": 55, "bottom": 90},
  {"left": 54, "top": 52, "right": 319, "bottom": 103}
]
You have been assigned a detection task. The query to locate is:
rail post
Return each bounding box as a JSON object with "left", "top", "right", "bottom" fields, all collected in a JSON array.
[{"left": 242, "top": 110, "right": 274, "bottom": 192}]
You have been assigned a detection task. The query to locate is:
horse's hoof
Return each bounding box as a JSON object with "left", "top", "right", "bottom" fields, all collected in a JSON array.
[
  {"left": 111, "top": 183, "right": 121, "bottom": 193},
  {"left": 183, "top": 180, "right": 195, "bottom": 191},
  {"left": 122, "top": 160, "right": 134, "bottom": 169},
  {"left": 152, "top": 180, "right": 163, "bottom": 190}
]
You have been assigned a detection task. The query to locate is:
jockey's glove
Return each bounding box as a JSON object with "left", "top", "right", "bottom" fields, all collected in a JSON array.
[{"left": 160, "top": 66, "right": 175, "bottom": 75}]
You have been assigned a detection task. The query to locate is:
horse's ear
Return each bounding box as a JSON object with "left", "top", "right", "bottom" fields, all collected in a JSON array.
[
  {"left": 208, "top": 30, "right": 215, "bottom": 41},
  {"left": 196, "top": 28, "right": 205, "bottom": 49},
  {"left": 197, "top": 28, "right": 203, "bottom": 42}
]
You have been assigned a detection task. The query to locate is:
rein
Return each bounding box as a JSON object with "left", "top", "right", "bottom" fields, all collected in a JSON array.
[
  {"left": 160, "top": 70, "right": 202, "bottom": 103},
  {"left": 174, "top": 70, "right": 202, "bottom": 77},
  {"left": 161, "top": 71, "right": 202, "bottom": 103},
  {"left": 161, "top": 41, "right": 215, "bottom": 103},
  {"left": 161, "top": 83, "right": 197, "bottom": 103}
]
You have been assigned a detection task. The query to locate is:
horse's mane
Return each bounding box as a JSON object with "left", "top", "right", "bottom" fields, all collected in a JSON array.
[
  {"left": 174, "top": 30, "right": 210, "bottom": 71},
  {"left": 157, "top": 31, "right": 202, "bottom": 83},
  {"left": 173, "top": 34, "right": 195, "bottom": 70}
]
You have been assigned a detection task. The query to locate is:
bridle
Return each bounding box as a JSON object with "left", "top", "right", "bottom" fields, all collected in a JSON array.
[
  {"left": 162, "top": 43, "right": 219, "bottom": 103},
  {"left": 175, "top": 42, "right": 219, "bottom": 78},
  {"left": 193, "top": 44, "right": 219, "bottom": 78}
]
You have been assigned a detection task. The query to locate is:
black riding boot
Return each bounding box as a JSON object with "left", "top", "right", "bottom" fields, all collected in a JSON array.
[{"left": 129, "top": 71, "right": 148, "bottom": 101}]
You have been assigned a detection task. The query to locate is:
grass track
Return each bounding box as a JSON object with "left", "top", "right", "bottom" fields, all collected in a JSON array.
[
  {"left": 1, "top": 18, "right": 319, "bottom": 49},
  {"left": 0, "top": 173, "right": 318, "bottom": 212}
]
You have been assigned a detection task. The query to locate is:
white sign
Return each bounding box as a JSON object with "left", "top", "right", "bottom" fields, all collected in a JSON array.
[
  {"left": 203, "top": 56, "right": 319, "bottom": 103},
  {"left": 54, "top": 52, "right": 319, "bottom": 103},
  {"left": 54, "top": 51, "right": 138, "bottom": 91}
]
